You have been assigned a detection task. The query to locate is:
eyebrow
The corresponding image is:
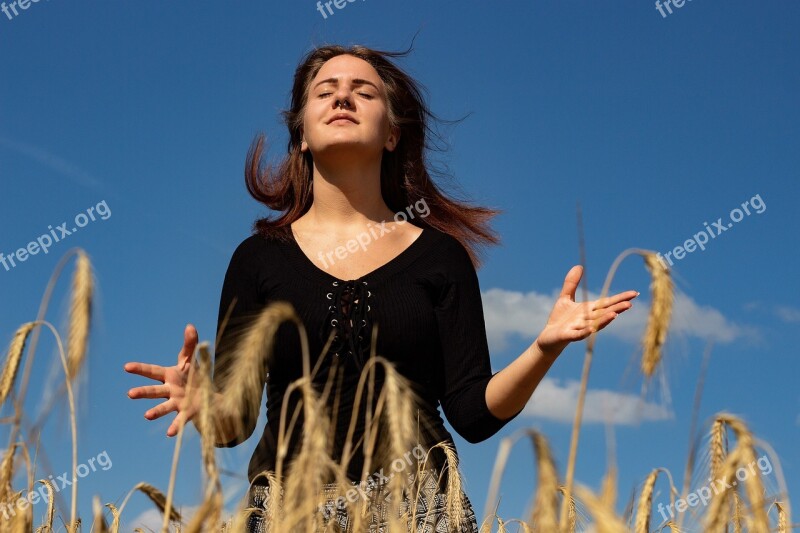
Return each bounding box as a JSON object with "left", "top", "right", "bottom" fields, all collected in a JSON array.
[{"left": 312, "top": 77, "right": 381, "bottom": 91}]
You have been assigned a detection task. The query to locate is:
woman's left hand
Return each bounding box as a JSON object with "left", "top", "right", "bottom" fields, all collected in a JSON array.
[{"left": 536, "top": 265, "right": 639, "bottom": 355}]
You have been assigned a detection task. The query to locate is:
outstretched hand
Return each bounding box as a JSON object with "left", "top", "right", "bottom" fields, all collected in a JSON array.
[
  {"left": 124, "top": 324, "right": 202, "bottom": 437},
  {"left": 536, "top": 266, "right": 638, "bottom": 355}
]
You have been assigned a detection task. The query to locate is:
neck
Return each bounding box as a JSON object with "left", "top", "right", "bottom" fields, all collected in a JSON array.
[{"left": 303, "top": 151, "right": 395, "bottom": 232}]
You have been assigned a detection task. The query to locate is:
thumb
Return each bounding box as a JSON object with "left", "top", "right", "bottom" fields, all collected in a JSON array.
[
  {"left": 559, "top": 265, "right": 583, "bottom": 301},
  {"left": 178, "top": 323, "right": 199, "bottom": 370}
]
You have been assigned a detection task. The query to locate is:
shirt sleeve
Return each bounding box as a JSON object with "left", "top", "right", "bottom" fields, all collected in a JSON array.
[
  {"left": 213, "top": 235, "right": 268, "bottom": 448},
  {"left": 434, "top": 237, "right": 523, "bottom": 443}
]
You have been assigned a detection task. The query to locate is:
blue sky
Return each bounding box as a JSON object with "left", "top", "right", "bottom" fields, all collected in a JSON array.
[{"left": 1, "top": 1, "right": 797, "bottom": 530}]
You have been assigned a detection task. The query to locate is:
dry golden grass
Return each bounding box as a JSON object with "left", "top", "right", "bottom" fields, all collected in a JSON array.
[
  {"left": 38, "top": 478, "right": 55, "bottom": 530},
  {"left": 66, "top": 250, "right": 92, "bottom": 381},
  {"left": 573, "top": 484, "right": 629, "bottom": 533},
  {"left": 0, "top": 323, "right": 36, "bottom": 409},
  {"left": 634, "top": 469, "right": 659, "bottom": 533},
  {"left": 557, "top": 486, "right": 577, "bottom": 533},
  {"left": 776, "top": 501, "right": 787, "bottom": 533},
  {"left": 126, "top": 482, "right": 183, "bottom": 523},
  {"left": 703, "top": 414, "right": 771, "bottom": 533},
  {"left": 529, "top": 433, "right": 559, "bottom": 531},
  {"left": 640, "top": 253, "right": 674, "bottom": 378},
  {"left": 561, "top": 248, "right": 675, "bottom": 528},
  {"left": 105, "top": 501, "right": 120, "bottom": 532},
  {"left": 93, "top": 495, "right": 109, "bottom": 532}
]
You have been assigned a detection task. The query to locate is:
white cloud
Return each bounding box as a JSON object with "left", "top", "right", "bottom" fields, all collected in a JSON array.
[
  {"left": 775, "top": 305, "right": 800, "bottom": 324},
  {"left": 482, "top": 287, "right": 752, "bottom": 352},
  {"left": 125, "top": 508, "right": 170, "bottom": 531},
  {"left": 523, "top": 378, "right": 674, "bottom": 425},
  {"left": 482, "top": 288, "right": 553, "bottom": 351}
]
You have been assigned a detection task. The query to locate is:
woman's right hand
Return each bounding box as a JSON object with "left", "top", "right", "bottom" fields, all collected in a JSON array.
[{"left": 124, "top": 324, "right": 202, "bottom": 437}]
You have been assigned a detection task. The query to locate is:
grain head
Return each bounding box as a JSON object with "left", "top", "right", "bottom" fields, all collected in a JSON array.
[{"left": 641, "top": 253, "right": 674, "bottom": 378}]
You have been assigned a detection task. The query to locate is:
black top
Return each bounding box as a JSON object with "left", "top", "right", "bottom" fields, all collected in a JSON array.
[{"left": 212, "top": 223, "right": 522, "bottom": 484}]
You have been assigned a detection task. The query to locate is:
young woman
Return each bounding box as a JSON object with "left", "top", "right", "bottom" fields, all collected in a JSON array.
[{"left": 125, "top": 44, "right": 637, "bottom": 532}]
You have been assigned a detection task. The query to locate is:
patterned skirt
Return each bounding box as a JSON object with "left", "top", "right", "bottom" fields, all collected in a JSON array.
[{"left": 243, "top": 467, "right": 479, "bottom": 532}]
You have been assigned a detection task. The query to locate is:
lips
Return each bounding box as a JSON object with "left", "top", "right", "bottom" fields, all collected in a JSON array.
[{"left": 327, "top": 113, "right": 358, "bottom": 124}]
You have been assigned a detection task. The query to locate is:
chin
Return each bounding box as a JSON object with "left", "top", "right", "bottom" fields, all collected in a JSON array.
[{"left": 315, "top": 139, "right": 377, "bottom": 156}]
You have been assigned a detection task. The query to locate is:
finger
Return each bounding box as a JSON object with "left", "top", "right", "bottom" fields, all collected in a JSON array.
[
  {"left": 168, "top": 411, "right": 188, "bottom": 437},
  {"left": 144, "top": 399, "right": 177, "bottom": 421},
  {"left": 577, "top": 312, "right": 618, "bottom": 336},
  {"left": 606, "top": 301, "right": 633, "bottom": 314},
  {"left": 559, "top": 265, "right": 583, "bottom": 301},
  {"left": 591, "top": 291, "right": 640, "bottom": 311},
  {"left": 574, "top": 302, "right": 631, "bottom": 325},
  {"left": 594, "top": 312, "right": 618, "bottom": 331},
  {"left": 168, "top": 400, "right": 199, "bottom": 437},
  {"left": 178, "top": 324, "right": 199, "bottom": 370},
  {"left": 128, "top": 384, "right": 170, "bottom": 400},
  {"left": 124, "top": 362, "right": 166, "bottom": 382}
]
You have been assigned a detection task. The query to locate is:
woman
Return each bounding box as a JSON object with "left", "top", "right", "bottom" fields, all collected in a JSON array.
[{"left": 125, "top": 44, "right": 637, "bottom": 532}]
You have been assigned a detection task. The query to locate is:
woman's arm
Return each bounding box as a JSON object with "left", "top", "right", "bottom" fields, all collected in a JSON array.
[
  {"left": 212, "top": 235, "right": 269, "bottom": 447},
  {"left": 484, "top": 340, "right": 560, "bottom": 420}
]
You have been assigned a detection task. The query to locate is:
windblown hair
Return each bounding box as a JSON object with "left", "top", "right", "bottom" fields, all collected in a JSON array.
[{"left": 244, "top": 43, "right": 502, "bottom": 267}]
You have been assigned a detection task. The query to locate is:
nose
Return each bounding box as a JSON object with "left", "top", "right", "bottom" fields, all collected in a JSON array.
[{"left": 333, "top": 85, "right": 353, "bottom": 110}]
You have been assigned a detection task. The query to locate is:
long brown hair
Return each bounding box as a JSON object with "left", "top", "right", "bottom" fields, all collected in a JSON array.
[{"left": 244, "top": 43, "right": 502, "bottom": 268}]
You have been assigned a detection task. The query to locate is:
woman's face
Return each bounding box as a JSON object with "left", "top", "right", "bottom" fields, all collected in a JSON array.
[{"left": 301, "top": 54, "right": 399, "bottom": 159}]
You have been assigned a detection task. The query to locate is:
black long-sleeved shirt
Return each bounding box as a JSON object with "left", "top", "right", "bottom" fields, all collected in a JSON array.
[{"left": 213, "top": 223, "right": 522, "bottom": 484}]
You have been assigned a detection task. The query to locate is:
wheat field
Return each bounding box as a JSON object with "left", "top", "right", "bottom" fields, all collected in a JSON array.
[{"left": 0, "top": 247, "right": 792, "bottom": 532}]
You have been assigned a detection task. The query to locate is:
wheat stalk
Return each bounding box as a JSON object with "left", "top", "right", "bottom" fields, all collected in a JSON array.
[
  {"left": 92, "top": 495, "right": 109, "bottom": 532},
  {"left": 183, "top": 343, "right": 223, "bottom": 533},
  {"left": 105, "top": 502, "right": 120, "bottom": 533},
  {"left": 0, "top": 443, "right": 19, "bottom": 507},
  {"left": 530, "top": 432, "right": 560, "bottom": 532},
  {"left": 279, "top": 378, "right": 333, "bottom": 531},
  {"left": 704, "top": 414, "right": 770, "bottom": 533},
  {"left": 776, "top": 501, "right": 787, "bottom": 533},
  {"left": 38, "top": 478, "right": 56, "bottom": 531},
  {"left": 66, "top": 251, "right": 92, "bottom": 380},
  {"left": 641, "top": 253, "right": 673, "bottom": 378},
  {"left": 377, "top": 359, "right": 418, "bottom": 531},
  {"left": 0, "top": 323, "right": 37, "bottom": 408},
  {"left": 118, "top": 482, "right": 183, "bottom": 524},
  {"left": 573, "top": 483, "right": 629, "bottom": 533},
  {"left": 634, "top": 469, "right": 659, "bottom": 533},
  {"left": 710, "top": 404, "right": 727, "bottom": 481},
  {"left": 557, "top": 486, "right": 577, "bottom": 533},
  {"left": 216, "top": 302, "right": 303, "bottom": 450},
  {"left": 560, "top": 248, "right": 674, "bottom": 528},
  {"left": 8, "top": 488, "right": 32, "bottom": 533}
]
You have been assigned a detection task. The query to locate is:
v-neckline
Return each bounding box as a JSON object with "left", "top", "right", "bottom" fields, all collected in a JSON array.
[{"left": 284, "top": 223, "right": 432, "bottom": 284}]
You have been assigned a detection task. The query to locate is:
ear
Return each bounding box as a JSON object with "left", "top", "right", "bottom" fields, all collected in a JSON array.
[
  {"left": 384, "top": 126, "right": 401, "bottom": 152},
  {"left": 299, "top": 127, "right": 307, "bottom": 152}
]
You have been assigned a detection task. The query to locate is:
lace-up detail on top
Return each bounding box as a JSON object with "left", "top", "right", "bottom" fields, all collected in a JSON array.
[{"left": 320, "top": 279, "right": 372, "bottom": 370}]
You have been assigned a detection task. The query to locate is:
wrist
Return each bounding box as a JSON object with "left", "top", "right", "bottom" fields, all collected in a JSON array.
[{"left": 533, "top": 338, "right": 564, "bottom": 361}]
